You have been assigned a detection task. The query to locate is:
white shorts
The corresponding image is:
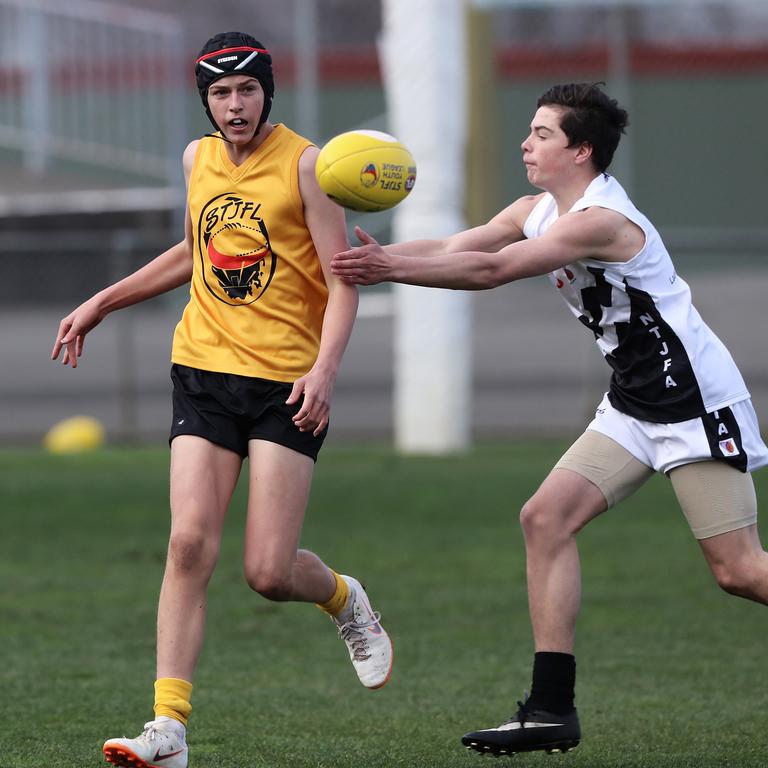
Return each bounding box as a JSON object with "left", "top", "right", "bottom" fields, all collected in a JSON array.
[{"left": 586, "top": 393, "right": 768, "bottom": 475}]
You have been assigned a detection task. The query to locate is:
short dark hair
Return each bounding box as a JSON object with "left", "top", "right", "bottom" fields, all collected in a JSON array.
[{"left": 537, "top": 83, "right": 629, "bottom": 173}]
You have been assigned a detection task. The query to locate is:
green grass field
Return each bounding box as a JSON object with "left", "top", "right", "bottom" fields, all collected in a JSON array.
[{"left": 2, "top": 442, "right": 767, "bottom": 768}]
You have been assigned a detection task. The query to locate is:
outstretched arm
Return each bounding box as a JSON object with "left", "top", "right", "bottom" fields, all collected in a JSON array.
[
  {"left": 51, "top": 238, "right": 193, "bottom": 367},
  {"left": 51, "top": 141, "right": 199, "bottom": 368},
  {"left": 329, "top": 193, "right": 539, "bottom": 285},
  {"left": 379, "top": 194, "right": 539, "bottom": 258},
  {"left": 331, "top": 205, "right": 640, "bottom": 289}
]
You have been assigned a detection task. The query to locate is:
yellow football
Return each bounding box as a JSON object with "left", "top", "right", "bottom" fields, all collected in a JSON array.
[
  {"left": 315, "top": 130, "right": 417, "bottom": 212},
  {"left": 43, "top": 415, "right": 106, "bottom": 454}
]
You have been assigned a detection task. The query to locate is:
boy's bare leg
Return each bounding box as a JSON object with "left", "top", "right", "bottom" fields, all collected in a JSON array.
[{"left": 157, "top": 436, "right": 243, "bottom": 680}]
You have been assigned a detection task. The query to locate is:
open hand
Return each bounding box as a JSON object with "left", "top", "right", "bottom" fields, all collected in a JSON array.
[
  {"left": 51, "top": 298, "right": 105, "bottom": 368},
  {"left": 330, "top": 226, "right": 394, "bottom": 285}
]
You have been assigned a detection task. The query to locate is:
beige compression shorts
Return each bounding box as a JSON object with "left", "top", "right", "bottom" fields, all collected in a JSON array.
[{"left": 555, "top": 419, "right": 760, "bottom": 540}]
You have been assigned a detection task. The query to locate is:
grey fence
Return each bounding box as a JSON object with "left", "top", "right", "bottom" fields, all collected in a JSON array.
[{"left": 0, "top": 0, "right": 186, "bottom": 184}]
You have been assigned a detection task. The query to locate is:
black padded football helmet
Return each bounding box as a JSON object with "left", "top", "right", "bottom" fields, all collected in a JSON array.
[{"left": 195, "top": 31, "right": 275, "bottom": 132}]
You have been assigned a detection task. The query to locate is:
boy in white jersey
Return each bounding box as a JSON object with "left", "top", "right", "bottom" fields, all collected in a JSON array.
[
  {"left": 51, "top": 31, "right": 393, "bottom": 768},
  {"left": 331, "top": 82, "right": 768, "bottom": 756}
]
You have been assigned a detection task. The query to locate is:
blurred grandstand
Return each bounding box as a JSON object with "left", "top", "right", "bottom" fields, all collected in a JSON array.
[{"left": 1, "top": 0, "right": 766, "bottom": 445}]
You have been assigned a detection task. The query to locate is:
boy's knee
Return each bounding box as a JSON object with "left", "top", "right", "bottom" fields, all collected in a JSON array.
[
  {"left": 244, "top": 565, "right": 293, "bottom": 601},
  {"left": 711, "top": 560, "right": 758, "bottom": 597},
  {"left": 167, "top": 530, "right": 218, "bottom": 574},
  {"left": 520, "top": 495, "right": 571, "bottom": 541},
  {"left": 519, "top": 497, "right": 546, "bottom": 537}
]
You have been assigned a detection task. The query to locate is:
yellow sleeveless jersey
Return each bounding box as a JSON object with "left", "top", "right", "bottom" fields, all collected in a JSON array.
[{"left": 171, "top": 125, "right": 328, "bottom": 381}]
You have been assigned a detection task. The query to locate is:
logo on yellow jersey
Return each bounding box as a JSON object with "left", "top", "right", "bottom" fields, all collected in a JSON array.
[{"left": 198, "top": 193, "right": 276, "bottom": 304}]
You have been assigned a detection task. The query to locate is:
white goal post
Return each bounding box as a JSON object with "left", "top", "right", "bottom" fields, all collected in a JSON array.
[
  {"left": 379, "top": 0, "right": 666, "bottom": 455},
  {"left": 380, "top": 0, "right": 472, "bottom": 455}
]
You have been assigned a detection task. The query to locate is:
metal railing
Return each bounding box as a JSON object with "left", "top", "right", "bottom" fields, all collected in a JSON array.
[{"left": 0, "top": 0, "right": 186, "bottom": 185}]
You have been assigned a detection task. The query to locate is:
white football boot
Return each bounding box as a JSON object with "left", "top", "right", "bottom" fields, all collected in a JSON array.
[
  {"left": 103, "top": 716, "right": 188, "bottom": 768},
  {"left": 333, "top": 575, "right": 393, "bottom": 689}
]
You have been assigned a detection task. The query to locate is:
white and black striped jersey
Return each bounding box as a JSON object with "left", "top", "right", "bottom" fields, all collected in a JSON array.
[{"left": 522, "top": 173, "right": 749, "bottom": 423}]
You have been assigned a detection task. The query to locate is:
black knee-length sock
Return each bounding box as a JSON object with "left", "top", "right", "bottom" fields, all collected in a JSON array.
[{"left": 526, "top": 651, "right": 576, "bottom": 714}]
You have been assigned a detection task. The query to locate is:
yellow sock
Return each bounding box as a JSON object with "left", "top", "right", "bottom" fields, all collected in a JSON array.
[
  {"left": 317, "top": 570, "right": 350, "bottom": 617},
  {"left": 154, "top": 677, "right": 193, "bottom": 726}
]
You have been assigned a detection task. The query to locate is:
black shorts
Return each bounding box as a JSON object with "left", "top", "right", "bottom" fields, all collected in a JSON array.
[{"left": 169, "top": 364, "right": 327, "bottom": 461}]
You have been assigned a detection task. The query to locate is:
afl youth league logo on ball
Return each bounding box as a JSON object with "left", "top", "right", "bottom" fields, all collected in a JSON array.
[
  {"left": 360, "top": 162, "right": 378, "bottom": 188},
  {"left": 198, "top": 193, "right": 276, "bottom": 305}
]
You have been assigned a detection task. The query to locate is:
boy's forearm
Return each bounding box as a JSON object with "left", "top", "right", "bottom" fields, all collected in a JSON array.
[
  {"left": 95, "top": 241, "right": 192, "bottom": 314},
  {"left": 382, "top": 238, "right": 446, "bottom": 258},
  {"left": 313, "top": 285, "right": 359, "bottom": 374}
]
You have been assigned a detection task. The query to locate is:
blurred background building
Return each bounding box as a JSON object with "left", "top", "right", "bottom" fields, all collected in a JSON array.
[{"left": 1, "top": 0, "right": 766, "bottom": 446}]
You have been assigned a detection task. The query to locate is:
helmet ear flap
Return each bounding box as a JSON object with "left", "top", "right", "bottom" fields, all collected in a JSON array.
[
  {"left": 203, "top": 102, "right": 219, "bottom": 132},
  {"left": 258, "top": 95, "right": 273, "bottom": 130}
]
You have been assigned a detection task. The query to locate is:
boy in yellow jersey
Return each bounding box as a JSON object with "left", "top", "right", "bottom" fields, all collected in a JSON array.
[{"left": 51, "top": 31, "right": 393, "bottom": 768}]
